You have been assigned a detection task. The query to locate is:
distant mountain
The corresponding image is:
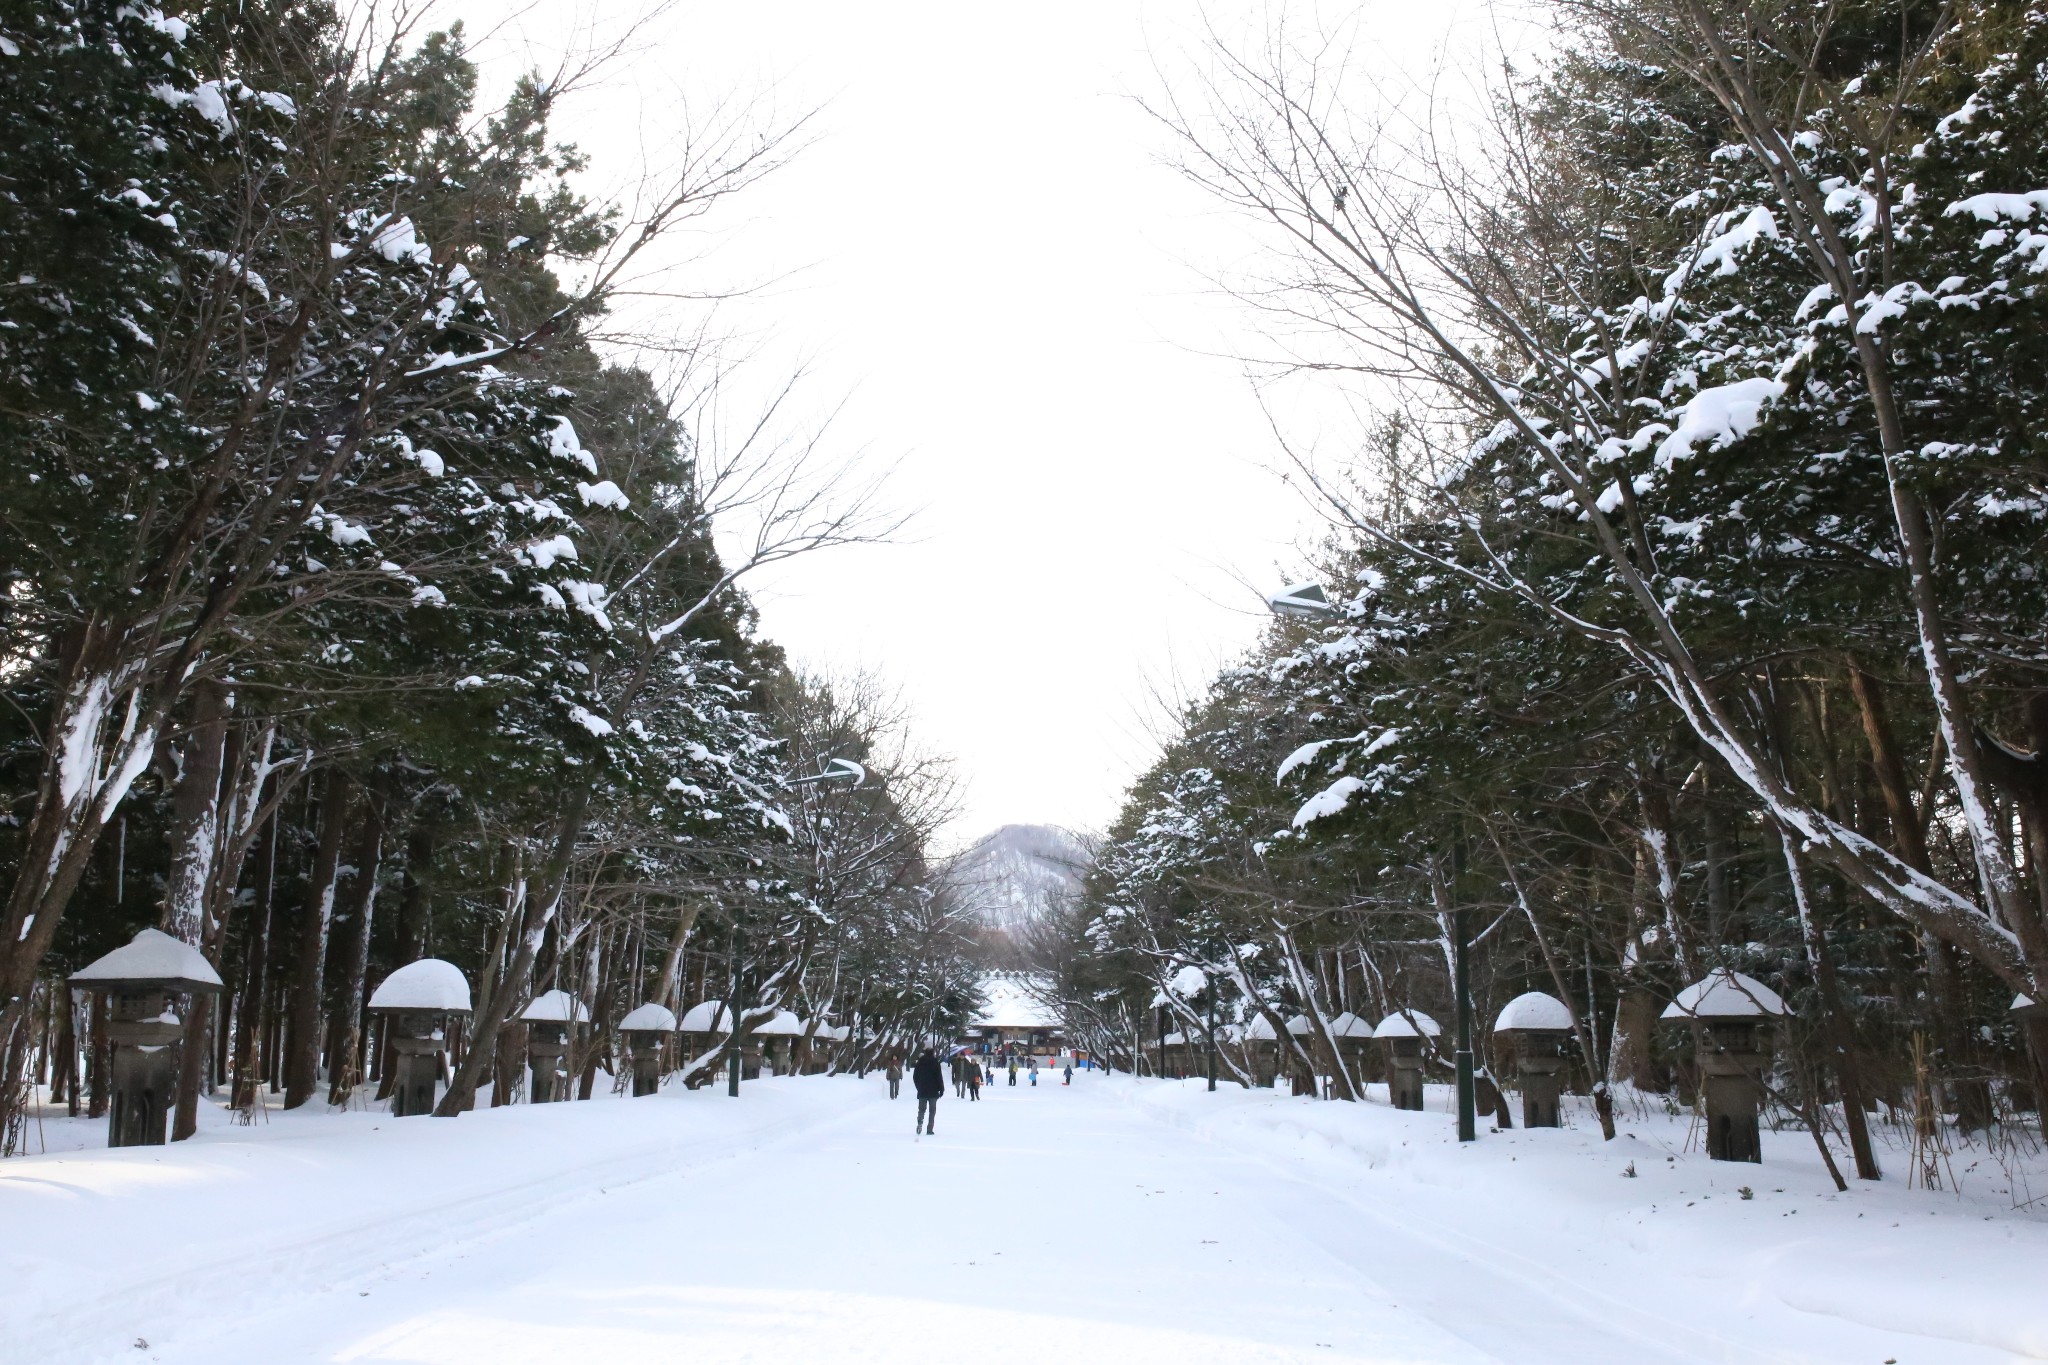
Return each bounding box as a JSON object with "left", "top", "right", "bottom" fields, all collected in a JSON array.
[{"left": 944, "top": 824, "right": 1094, "bottom": 934}]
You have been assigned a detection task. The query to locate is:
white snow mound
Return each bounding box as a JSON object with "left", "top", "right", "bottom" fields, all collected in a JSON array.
[
  {"left": 1326, "top": 1010, "right": 1375, "bottom": 1038},
  {"left": 368, "top": 958, "right": 471, "bottom": 1013},
  {"left": 70, "top": 928, "right": 223, "bottom": 990},
  {"left": 1661, "top": 969, "right": 1788, "bottom": 1020},
  {"left": 618, "top": 1003, "right": 678, "bottom": 1032},
  {"left": 678, "top": 999, "right": 731, "bottom": 1032},
  {"left": 1494, "top": 991, "right": 1573, "bottom": 1033},
  {"left": 519, "top": 989, "right": 589, "bottom": 1024},
  {"left": 1373, "top": 1010, "right": 1442, "bottom": 1039}
]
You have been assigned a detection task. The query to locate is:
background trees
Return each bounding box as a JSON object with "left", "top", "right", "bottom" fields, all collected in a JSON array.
[
  {"left": 0, "top": 2, "right": 939, "bottom": 1150},
  {"left": 1068, "top": 0, "right": 2048, "bottom": 1168}
]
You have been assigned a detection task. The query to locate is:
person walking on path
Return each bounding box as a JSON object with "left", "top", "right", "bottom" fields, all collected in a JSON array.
[
  {"left": 952, "top": 1053, "right": 966, "bottom": 1099},
  {"left": 966, "top": 1059, "right": 982, "bottom": 1101},
  {"left": 1062, "top": 1061, "right": 1072, "bottom": 1086},
  {"left": 1007, "top": 1058, "right": 1018, "bottom": 1087},
  {"left": 1028, "top": 1058, "right": 1038, "bottom": 1087},
  {"left": 912, "top": 1048, "right": 944, "bottom": 1136},
  {"left": 886, "top": 1055, "right": 902, "bottom": 1100}
]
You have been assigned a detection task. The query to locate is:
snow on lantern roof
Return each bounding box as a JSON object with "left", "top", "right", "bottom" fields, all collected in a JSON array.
[
  {"left": 1169, "top": 964, "right": 1209, "bottom": 997},
  {"left": 618, "top": 1003, "right": 678, "bottom": 1033},
  {"left": 518, "top": 989, "right": 589, "bottom": 1024},
  {"left": 813, "top": 1023, "right": 849, "bottom": 1042},
  {"left": 1373, "top": 1010, "right": 1441, "bottom": 1040},
  {"left": 970, "top": 973, "right": 1061, "bottom": 1030},
  {"left": 368, "top": 958, "right": 471, "bottom": 1014},
  {"left": 1286, "top": 1014, "right": 1312, "bottom": 1035},
  {"left": 1326, "top": 1011, "right": 1376, "bottom": 1039},
  {"left": 1243, "top": 1014, "right": 1277, "bottom": 1040},
  {"left": 752, "top": 1009, "right": 806, "bottom": 1036},
  {"left": 2012, "top": 993, "right": 2043, "bottom": 1019},
  {"left": 71, "top": 928, "right": 223, "bottom": 994},
  {"left": 1660, "top": 970, "right": 1787, "bottom": 1021},
  {"left": 678, "top": 999, "right": 731, "bottom": 1032},
  {"left": 1494, "top": 991, "right": 1573, "bottom": 1034}
]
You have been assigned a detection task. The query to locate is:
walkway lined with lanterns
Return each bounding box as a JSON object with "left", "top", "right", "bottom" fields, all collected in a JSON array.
[{"left": 4, "top": 1070, "right": 2037, "bottom": 1365}]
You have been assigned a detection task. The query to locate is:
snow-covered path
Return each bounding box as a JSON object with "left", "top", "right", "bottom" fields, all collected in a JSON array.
[{"left": 5, "top": 1074, "right": 2043, "bottom": 1363}]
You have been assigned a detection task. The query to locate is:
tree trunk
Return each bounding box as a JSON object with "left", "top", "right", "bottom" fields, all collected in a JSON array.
[
  {"left": 285, "top": 771, "right": 351, "bottom": 1109},
  {"left": 325, "top": 790, "right": 387, "bottom": 1106}
]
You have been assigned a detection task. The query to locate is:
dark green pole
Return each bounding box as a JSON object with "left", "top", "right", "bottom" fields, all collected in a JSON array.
[
  {"left": 727, "top": 922, "right": 742, "bottom": 1098},
  {"left": 1454, "top": 903, "right": 1476, "bottom": 1141},
  {"left": 1206, "top": 988, "right": 1217, "bottom": 1092}
]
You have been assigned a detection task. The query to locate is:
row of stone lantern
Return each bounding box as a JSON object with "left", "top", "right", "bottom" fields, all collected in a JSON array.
[{"left": 1355, "top": 969, "right": 1792, "bottom": 1163}]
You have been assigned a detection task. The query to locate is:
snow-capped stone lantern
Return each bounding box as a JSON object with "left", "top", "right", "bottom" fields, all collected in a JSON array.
[
  {"left": 69, "top": 928, "right": 223, "bottom": 1148},
  {"left": 367, "top": 959, "right": 472, "bottom": 1116},
  {"left": 1492, "top": 991, "right": 1574, "bottom": 1128},
  {"left": 1372, "top": 1010, "right": 1441, "bottom": 1112},
  {"left": 518, "top": 990, "right": 589, "bottom": 1103},
  {"left": 617, "top": 1003, "right": 678, "bottom": 1097},
  {"left": 1325, "top": 1010, "right": 1377, "bottom": 1068},
  {"left": 678, "top": 999, "right": 735, "bottom": 1085},
  {"left": 751, "top": 1009, "right": 807, "bottom": 1076},
  {"left": 1661, "top": 970, "right": 1789, "bottom": 1163},
  {"left": 2014, "top": 992, "right": 2044, "bottom": 1022}
]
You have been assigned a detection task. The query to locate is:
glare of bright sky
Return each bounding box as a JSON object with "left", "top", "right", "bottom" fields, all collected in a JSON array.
[{"left": 449, "top": 1, "right": 1497, "bottom": 845}]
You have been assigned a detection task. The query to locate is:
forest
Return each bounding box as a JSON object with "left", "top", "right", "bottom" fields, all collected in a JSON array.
[
  {"left": 1044, "top": 0, "right": 2048, "bottom": 1187},
  {"left": 0, "top": 2, "right": 979, "bottom": 1154}
]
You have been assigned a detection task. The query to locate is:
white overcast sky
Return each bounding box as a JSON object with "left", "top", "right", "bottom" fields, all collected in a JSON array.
[{"left": 447, "top": 1, "right": 1502, "bottom": 846}]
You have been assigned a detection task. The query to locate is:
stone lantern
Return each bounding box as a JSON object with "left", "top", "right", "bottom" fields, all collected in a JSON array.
[
  {"left": 618, "top": 1002, "right": 678, "bottom": 1096},
  {"left": 69, "top": 928, "right": 223, "bottom": 1148},
  {"left": 367, "top": 959, "right": 472, "bottom": 1116},
  {"left": 752, "top": 1009, "right": 806, "bottom": 1076},
  {"left": 1325, "top": 1011, "right": 1377, "bottom": 1087},
  {"left": 1662, "top": 970, "right": 1788, "bottom": 1163},
  {"left": 1372, "top": 1010, "right": 1441, "bottom": 1112},
  {"left": 518, "top": 989, "right": 589, "bottom": 1103},
  {"left": 1493, "top": 991, "right": 1574, "bottom": 1128}
]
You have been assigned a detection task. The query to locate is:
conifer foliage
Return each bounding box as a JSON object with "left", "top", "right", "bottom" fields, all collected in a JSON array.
[
  {"left": 1069, "top": 0, "right": 2048, "bottom": 1161},
  {"left": 0, "top": 4, "right": 936, "bottom": 1147}
]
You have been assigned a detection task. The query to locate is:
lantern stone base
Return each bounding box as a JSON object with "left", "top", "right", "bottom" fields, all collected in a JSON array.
[
  {"left": 1702, "top": 1060, "right": 1766, "bottom": 1163},
  {"left": 1519, "top": 1057, "right": 1563, "bottom": 1128},
  {"left": 528, "top": 1023, "right": 570, "bottom": 1104},
  {"left": 388, "top": 1029, "right": 448, "bottom": 1117},
  {"left": 107, "top": 992, "right": 183, "bottom": 1148}
]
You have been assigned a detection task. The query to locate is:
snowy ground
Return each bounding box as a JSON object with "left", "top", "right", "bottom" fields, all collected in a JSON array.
[{"left": 4, "top": 1074, "right": 2045, "bottom": 1364}]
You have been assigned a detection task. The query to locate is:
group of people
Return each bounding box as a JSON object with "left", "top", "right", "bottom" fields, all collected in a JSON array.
[{"left": 884, "top": 1048, "right": 1076, "bottom": 1137}]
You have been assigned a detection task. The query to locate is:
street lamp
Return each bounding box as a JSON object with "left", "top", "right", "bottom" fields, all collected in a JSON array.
[
  {"left": 1267, "top": 581, "right": 1338, "bottom": 619},
  {"left": 1267, "top": 583, "right": 1477, "bottom": 1143}
]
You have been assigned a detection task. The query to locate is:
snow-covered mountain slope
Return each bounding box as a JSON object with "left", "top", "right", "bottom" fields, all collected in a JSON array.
[{"left": 942, "top": 823, "right": 1094, "bottom": 933}]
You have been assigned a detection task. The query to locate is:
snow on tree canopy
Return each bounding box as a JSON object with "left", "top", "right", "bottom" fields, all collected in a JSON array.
[
  {"left": 617, "top": 1003, "right": 678, "bottom": 1033},
  {"left": 1373, "top": 1010, "right": 1441, "bottom": 1039},
  {"left": 519, "top": 989, "right": 589, "bottom": 1024},
  {"left": 367, "top": 958, "right": 472, "bottom": 1013},
  {"left": 1660, "top": 970, "right": 1788, "bottom": 1021},
  {"left": 1654, "top": 377, "right": 1787, "bottom": 469},
  {"left": 1326, "top": 1010, "right": 1375, "bottom": 1038},
  {"left": 1493, "top": 991, "right": 1573, "bottom": 1033},
  {"left": 678, "top": 1000, "right": 731, "bottom": 1032},
  {"left": 70, "top": 928, "right": 223, "bottom": 992},
  {"left": 1169, "top": 964, "right": 1208, "bottom": 997}
]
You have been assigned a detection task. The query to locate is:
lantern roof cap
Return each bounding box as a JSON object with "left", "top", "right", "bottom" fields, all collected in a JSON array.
[
  {"left": 70, "top": 929, "right": 222, "bottom": 994},
  {"left": 618, "top": 1002, "right": 678, "bottom": 1032},
  {"left": 1661, "top": 970, "right": 1788, "bottom": 1021},
  {"left": 1373, "top": 1010, "right": 1442, "bottom": 1039},
  {"left": 368, "top": 959, "right": 471, "bottom": 1014},
  {"left": 1494, "top": 991, "right": 1574, "bottom": 1034},
  {"left": 519, "top": 989, "right": 588, "bottom": 1024}
]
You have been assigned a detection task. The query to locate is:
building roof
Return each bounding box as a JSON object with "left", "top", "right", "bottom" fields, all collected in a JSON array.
[{"left": 970, "top": 973, "right": 1061, "bottom": 1030}]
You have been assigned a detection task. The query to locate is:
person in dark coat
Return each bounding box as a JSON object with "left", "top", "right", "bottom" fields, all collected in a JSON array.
[{"left": 912, "top": 1048, "right": 945, "bottom": 1135}]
